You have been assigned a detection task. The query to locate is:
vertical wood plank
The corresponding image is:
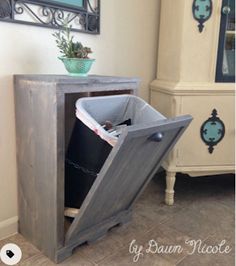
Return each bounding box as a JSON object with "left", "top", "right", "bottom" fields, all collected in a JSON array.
[{"left": 15, "top": 78, "right": 59, "bottom": 261}]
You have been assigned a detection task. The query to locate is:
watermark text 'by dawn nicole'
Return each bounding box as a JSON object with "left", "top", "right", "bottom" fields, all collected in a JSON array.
[{"left": 129, "top": 239, "right": 232, "bottom": 262}]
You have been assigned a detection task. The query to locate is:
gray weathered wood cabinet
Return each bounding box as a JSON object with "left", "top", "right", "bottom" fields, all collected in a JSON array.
[{"left": 14, "top": 75, "right": 192, "bottom": 263}]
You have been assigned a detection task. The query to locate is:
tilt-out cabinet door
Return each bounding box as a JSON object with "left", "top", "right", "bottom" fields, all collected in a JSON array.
[{"left": 65, "top": 115, "right": 192, "bottom": 245}]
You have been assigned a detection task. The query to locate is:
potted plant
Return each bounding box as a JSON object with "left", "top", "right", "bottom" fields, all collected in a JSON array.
[{"left": 53, "top": 23, "right": 95, "bottom": 77}]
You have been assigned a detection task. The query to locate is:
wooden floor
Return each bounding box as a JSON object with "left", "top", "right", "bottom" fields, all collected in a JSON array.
[{"left": 0, "top": 173, "right": 234, "bottom": 266}]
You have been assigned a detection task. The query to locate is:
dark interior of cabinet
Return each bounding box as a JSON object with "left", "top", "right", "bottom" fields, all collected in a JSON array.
[{"left": 63, "top": 90, "right": 132, "bottom": 230}]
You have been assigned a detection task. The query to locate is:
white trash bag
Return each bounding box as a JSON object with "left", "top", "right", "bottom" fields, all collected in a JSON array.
[{"left": 76, "top": 95, "right": 166, "bottom": 147}]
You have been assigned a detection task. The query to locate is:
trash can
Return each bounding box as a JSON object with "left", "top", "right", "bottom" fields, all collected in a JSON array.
[{"left": 65, "top": 95, "right": 166, "bottom": 209}]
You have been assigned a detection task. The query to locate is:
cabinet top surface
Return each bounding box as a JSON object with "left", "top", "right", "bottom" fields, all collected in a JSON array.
[{"left": 14, "top": 74, "right": 140, "bottom": 84}]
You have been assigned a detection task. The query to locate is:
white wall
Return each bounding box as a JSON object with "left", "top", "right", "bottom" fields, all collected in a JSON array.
[{"left": 0, "top": 0, "right": 160, "bottom": 239}]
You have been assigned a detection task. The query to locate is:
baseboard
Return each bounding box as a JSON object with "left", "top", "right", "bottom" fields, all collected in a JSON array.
[{"left": 0, "top": 216, "right": 18, "bottom": 241}]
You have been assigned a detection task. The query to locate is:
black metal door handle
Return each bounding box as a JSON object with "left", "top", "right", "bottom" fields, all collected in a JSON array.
[{"left": 148, "top": 132, "right": 163, "bottom": 142}]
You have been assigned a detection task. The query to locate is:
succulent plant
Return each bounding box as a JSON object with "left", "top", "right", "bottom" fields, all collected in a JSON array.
[{"left": 53, "top": 20, "right": 92, "bottom": 59}]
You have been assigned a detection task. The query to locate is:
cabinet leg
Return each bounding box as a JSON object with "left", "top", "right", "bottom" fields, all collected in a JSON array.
[{"left": 165, "top": 171, "right": 176, "bottom": 205}]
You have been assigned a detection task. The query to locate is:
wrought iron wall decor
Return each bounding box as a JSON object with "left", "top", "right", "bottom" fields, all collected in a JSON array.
[
  {"left": 0, "top": 0, "right": 100, "bottom": 34},
  {"left": 200, "top": 109, "right": 225, "bottom": 154},
  {"left": 192, "top": 0, "right": 212, "bottom": 32}
]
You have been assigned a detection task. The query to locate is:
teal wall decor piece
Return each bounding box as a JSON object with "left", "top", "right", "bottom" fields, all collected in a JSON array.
[
  {"left": 200, "top": 109, "right": 225, "bottom": 154},
  {"left": 192, "top": 0, "right": 212, "bottom": 32},
  {"left": 0, "top": 0, "right": 100, "bottom": 34},
  {"left": 47, "top": 0, "right": 84, "bottom": 9}
]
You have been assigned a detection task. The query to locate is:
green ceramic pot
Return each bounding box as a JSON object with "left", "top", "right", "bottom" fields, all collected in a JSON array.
[{"left": 59, "top": 57, "right": 95, "bottom": 77}]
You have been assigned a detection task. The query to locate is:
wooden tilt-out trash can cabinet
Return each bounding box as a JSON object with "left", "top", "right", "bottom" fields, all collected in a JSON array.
[{"left": 14, "top": 75, "right": 192, "bottom": 263}]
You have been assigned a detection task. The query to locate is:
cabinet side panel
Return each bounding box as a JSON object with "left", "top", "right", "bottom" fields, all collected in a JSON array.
[{"left": 15, "top": 79, "right": 59, "bottom": 260}]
